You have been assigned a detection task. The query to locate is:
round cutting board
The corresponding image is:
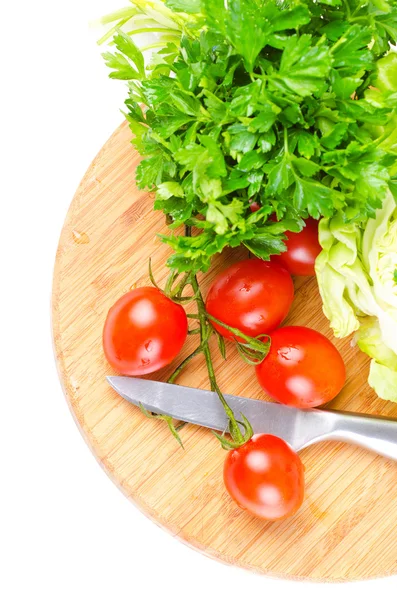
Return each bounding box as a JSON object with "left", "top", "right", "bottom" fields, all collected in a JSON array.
[{"left": 52, "top": 121, "right": 397, "bottom": 582}]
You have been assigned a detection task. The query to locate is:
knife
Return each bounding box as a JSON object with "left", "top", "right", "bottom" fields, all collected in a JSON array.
[{"left": 107, "top": 376, "right": 397, "bottom": 461}]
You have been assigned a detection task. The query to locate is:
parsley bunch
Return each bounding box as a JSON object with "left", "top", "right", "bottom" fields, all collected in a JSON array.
[{"left": 101, "top": 0, "right": 397, "bottom": 273}]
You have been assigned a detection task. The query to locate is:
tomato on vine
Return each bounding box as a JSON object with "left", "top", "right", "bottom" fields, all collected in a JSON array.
[
  {"left": 256, "top": 326, "right": 346, "bottom": 408},
  {"left": 224, "top": 434, "right": 305, "bottom": 520},
  {"left": 103, "top": 287, "right": 188, "bottom": 376},
  {"left": 205, "top": 258, "right": 294, "bottom": 341}
]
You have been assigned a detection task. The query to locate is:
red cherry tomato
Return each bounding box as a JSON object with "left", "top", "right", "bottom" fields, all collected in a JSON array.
[
  {"left": 103, "top": 287, "right": 187, "bottom": 376},
  {"left": 256, "top": 326, "right": 346, "bottom": 408},
  {"left": 205, "top": 259, "right": 294, "bottom": 340},
  {"left": 249, "top": 201, "right": 261, "bottom": 212},
  {"left": 224, "top": 434, "right": 305, "bottom": 520},
  {"left": 273, "top": 218, "right": 322, "bottom": 276}
]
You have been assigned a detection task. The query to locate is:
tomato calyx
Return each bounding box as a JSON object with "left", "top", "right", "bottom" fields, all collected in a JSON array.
[
  {"left": 213, "top": 414, "right": 254, "bottom": 451},
  {"left": 206, "top": 313, "right": 271, "bottom": 365}
]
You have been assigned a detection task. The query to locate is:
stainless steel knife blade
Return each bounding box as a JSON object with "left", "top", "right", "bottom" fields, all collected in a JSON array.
[
  {"left": 107, "top": 377, "right": 397, "bottom": 460},
  {"left": 106, "top": 376, "right": 339, "bottom": 451}
]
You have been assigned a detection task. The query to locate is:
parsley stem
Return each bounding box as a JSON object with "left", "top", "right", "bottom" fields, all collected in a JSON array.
[
  {"left": 375, "top": 129, "right": 393, "bottom": 146},
  {"left": 171, "top": 271, "right": 191, "bottom": 298},
  {"left": 97, "top": 16, "right": 132, "bottom": 45},
  {"left": 330, "top": 28, "right": 351, "bottom": 53},
  {"left": 125, "top": 27, "right": 180, "bottom": 35},
  {"left": 342, "top": 0, "right": 351, "bottom": 19},
  {"left": 140, "top": 41, "right": 178, "bottom": 52},
  {"left": 284, "top": 127, "right": 289, "bottom": 154},
  {"left": 98, "top": 7, "right": 137, "bottom": 26}
]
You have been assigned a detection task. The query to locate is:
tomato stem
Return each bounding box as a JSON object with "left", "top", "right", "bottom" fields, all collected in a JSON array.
[
  {"left": 164, "top": 269, "right": 178, "bottom": 296},
  {"left": 188, "top": 327, "right": 201, "bottom": 335},
  {"left": 167, "top": 345, "right": 203, "bottom": 384},
  {"left": 148, "top": 257, "right": 160, "bottom": 289},
  {"left": 139, "top": 404, "right": 185, "bottom": 449},
  {"left": 147, "top": 223, "right": 254, "bottom": 449},
  {"left": 190, "top": 274, "right": 248, "bottom": 447},
  {"left": 171, "top": 271, "right": 191, "bottom": 299}
]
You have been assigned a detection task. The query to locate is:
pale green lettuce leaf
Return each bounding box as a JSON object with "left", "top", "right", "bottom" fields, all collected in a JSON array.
[
  {"left": 368, "top": 362, "right": 397, "bottom": 402},
  {"left": 315, "top": 214, "right": 378, "bottom": 336},
  {"left": 316, "top": 190, "right": 397, "bottom": 402},
  {"left": 356, "top": 318, "right": 397, "bottom": 402},
  {"left": 315, "top": 251, "right": 360, "bottom": 337},
  {"left": 356, "top": 317, "right": 397, "bottom": 369},
  {"left": 316, "top": 191, "right": 397, "bottom": 342},
  {"left": 363, "top": 191, "right": 397, "bottom": 353}
]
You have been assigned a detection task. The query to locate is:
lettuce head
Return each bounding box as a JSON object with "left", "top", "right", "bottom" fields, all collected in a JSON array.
[{"left": 315, "top": 190, "right": 397, "bottom": 402}]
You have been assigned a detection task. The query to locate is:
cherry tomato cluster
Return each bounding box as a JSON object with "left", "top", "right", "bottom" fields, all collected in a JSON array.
[
  {"left": 103, "top": 219, "right": 346, "bottom": 521},
  {"left": 206, "top": 258, "right": 345, "bottom": 410}
]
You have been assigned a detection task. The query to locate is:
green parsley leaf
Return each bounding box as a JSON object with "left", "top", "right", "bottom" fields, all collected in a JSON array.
[
  {"left": 136, "top": 155, "right": 166, "bottom": 189},
  {"left": 266, "top": 155, "right": 292, "bottom": 195},
  {"left": 331, "top": 72, "right": 363, "bottom": 100},
  {"left": 273, "top": 35, "right": 332, "bottom": 97},
  {"left": 331, "top": 25, "right": 373, "bottom": 76},
  {"left": 102, "top": 0, "right": 397, "bottom": 273},
  {"left": 156, "top": 182, "right": 184, "bottom": 200},
  {"left": 113, "top": 31, "right": 145, "bottom": 78},
  {"left": 238, "top": 151, "right": 266, "bottom": 172},
  {"left": 292, "top": 157, "right": 321, "bottom": 177},
  {"left": 294, "top": 178, "right": 342, "bottom": 218},
  {"left": 102, "top": 51, "right": 141, "bottom": 80},
  {"left": 295, "top": 131, "right": 318, "bottom": 159},
  {"left": 321, "top": 122, "right": 349, "bottom": 149},
  {"left": 244, "top": 234, "right": 287, "bottom": 260},
  {"left": 165, "top": 0, "right": 203, "bottom": 13},
  {"left": 230, "top": 130, "right": 259, "bottom": 153},
  {"left": 202, "top": 0, "right": 310, "bottom": 72}
]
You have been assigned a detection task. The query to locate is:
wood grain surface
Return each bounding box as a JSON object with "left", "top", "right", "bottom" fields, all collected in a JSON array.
[{"left": 52, "top": 121, "right": 397, "bottom": 582}]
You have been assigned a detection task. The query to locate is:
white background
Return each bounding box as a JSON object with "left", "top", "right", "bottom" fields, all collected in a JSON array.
[{"left": 1, "top": 1, "right": 396, "bottom": 598}]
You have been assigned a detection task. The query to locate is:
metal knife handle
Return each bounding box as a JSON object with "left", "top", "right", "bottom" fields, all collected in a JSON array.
[{"left": 326, "top": 410, "right": 397, "bottom": 462}]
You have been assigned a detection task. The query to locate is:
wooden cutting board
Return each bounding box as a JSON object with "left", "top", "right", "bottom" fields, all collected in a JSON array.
[{"left": 52, "top": 121, "right": 397, "bottom": 582}]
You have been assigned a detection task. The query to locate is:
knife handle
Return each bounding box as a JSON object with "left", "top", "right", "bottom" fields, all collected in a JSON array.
[{"left": 328, "top": 411, "right": 397, "bottom": 462}]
